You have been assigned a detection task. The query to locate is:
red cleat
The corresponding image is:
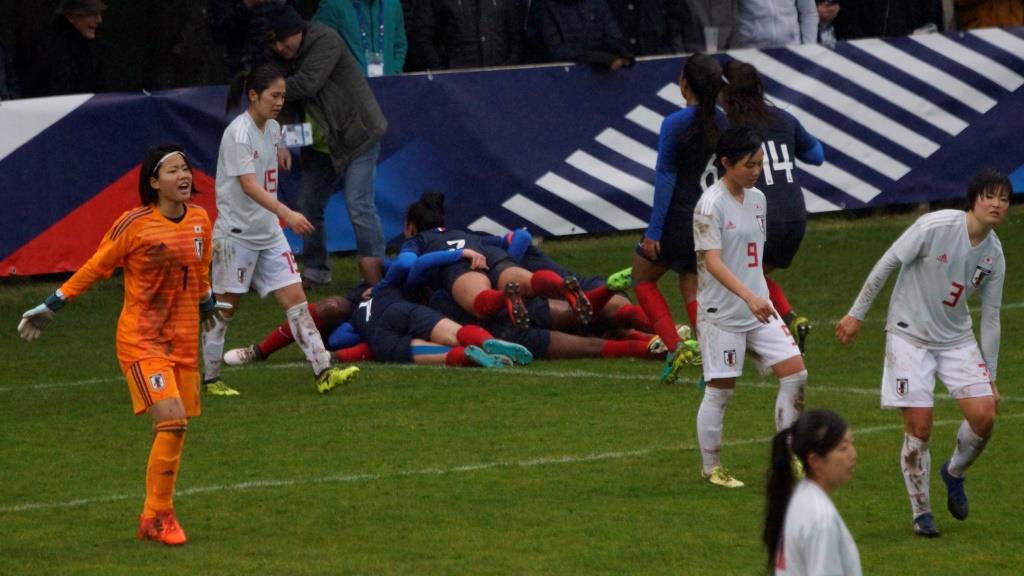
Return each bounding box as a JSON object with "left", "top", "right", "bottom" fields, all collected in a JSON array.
[{"left": 137, "top": 509, "right": 188, "bottom": 545}]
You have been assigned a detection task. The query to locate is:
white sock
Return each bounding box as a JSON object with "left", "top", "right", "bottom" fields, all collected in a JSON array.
[
  {"left": 948, "top": 420, "right": 988, "bottom": 478},
  {"left": 202, "top": 314, "right": 231, "bottom": 381},
  {"left": 775, "top": 370, "right": 807, "bottom": 431},
  {"left": 902, "top": 433, "right": 931, "bottom": 518},
  {"left": 697, "top": 387, "right": 734, "bottom": 475},
  {"left": 286, "top": 302, "right": 331, "bottom": 375}
]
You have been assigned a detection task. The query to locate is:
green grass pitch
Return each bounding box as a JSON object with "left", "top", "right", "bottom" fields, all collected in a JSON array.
[{"left": 1, "top": 210, "right": 1022, "bottom": 575}]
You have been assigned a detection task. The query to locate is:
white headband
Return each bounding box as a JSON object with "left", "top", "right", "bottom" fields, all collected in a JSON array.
[{"left": 152, "top": 151, "right": 187, "bottom": 176}]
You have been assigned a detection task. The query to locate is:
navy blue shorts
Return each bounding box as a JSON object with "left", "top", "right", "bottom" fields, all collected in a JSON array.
[
  {"left": 634, "top": 224, "right": 696, "bottom": 274},
  {"left": 763, "top": 219, "right": 806, "bottom": 269},
  {"left": 368, "top": 301, "right": 444, "bottom": 363}
]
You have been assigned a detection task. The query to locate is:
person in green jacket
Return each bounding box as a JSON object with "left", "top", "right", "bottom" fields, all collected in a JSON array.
[{"left": 313, "top": 0, "right": 408, "bottom": 76}]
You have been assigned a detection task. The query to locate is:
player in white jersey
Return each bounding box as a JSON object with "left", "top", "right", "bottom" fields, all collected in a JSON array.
[
  {"left": 203, "top": 63, "right": 359, "bottom": 396},
  {"left": 836, "top": 169, "right": 1010, "bottom": 537},
  {"left": 764, "top": 410, "right": 861, "bottom": 576},
  {"left": 692, "top": 127, "right": 806, "bottom": 488}
]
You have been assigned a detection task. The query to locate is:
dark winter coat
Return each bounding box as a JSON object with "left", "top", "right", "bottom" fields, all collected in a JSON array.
[
  {"left": 410, "top": 0, "right": 524, "bottom": 70},
  {"left": 20, "top": 16, "right": 103, "bottom": 97}
]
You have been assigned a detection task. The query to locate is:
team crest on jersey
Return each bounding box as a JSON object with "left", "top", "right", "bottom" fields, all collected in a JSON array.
[
  {"left": 149, "top": 373, "right": 166, "bottom": 392},
  {"left": 194, "top": 237, "right": 204, "bottom": 259},
  {"left": 756, "top": 215, "right": 766, "bottom": 236},
  {"left": 724, "top": 349, "right": 737, "bottom": 367},
  {"left": 896, "top": 378, "right": 909, "bottom": 397},
  {"left": 971, "top": 266, "right": 991, "bottom": 288}
]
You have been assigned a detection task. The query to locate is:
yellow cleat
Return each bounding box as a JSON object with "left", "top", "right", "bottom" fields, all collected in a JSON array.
[
  {"left": 702, "top": 466, "right": 745, "bottom": 488},
  {"left": 203, "top": 379, "right": 240, "bottom": 396},
  {"left": 316, "top": 365, "right": 360, "bottom": 394}
]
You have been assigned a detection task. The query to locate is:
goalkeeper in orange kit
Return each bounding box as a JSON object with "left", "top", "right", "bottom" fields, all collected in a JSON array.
[{"left": 17, "top": 144, "right": 229, "bottom": 546}]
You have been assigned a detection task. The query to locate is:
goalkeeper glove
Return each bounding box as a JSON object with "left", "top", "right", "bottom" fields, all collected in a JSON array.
[
  {"left": 199, "top": 293, "right": 232, "bottom": 331},
  {"left": 18, "top": 291, "right": 66, "bottom": 342}
]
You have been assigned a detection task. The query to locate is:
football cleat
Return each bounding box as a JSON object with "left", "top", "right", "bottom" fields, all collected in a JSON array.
[
  {"left": 465, "top": 345, "right": 514, "bottom": 368},
  {"left": 481, "top": 338, "right": 533, "bottom": 366},
  {"left": 563, "top": 275, "right": 593, "bottom": 324},
  {"left": 504, "top": 282, "right": 531, "bottom": 330},
  {"left": 203, "top": 378, "right": 240, "bottom": 396},
  {"left": 913, "top": 513, "right": 941, "bottom": 538},
  {"left": 940, "top": 460, "right": 968, "bottom": 520},
  {"left": 223, "top": 345, "right": 263, "bottom": 366},
  {"left": 789, "top": 316, "right": 812, "bottom": 354},
  {"left": 659, "top": 339, "right": 700, "bottom": 384},
  {"left": 315, "top": 365, "right": 360, "bottom": 394},
  {"left": 605, "top": 267, "right": 633, "bottom": 292},
  {"left": 137, "top": 509, "right": 187, "bottom": 545},
  {"left": 648, "top": 324, "right": 693, "bottom": 357},
  {"left": 702, "top": 466, "right": 745, "bottom": 488}
]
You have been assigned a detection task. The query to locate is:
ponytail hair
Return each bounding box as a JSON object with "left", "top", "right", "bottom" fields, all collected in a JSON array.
[
  {"left": 677, "top": 53, "right": 724, "bottom": 168},
  {"left": 763, "top": 409, "right": 848, "bottom": 573},
  {"left": 721, "top": 60, "right": 777, "bottom": 131},
  {"left": 405, "top": 191, "right": 447, "bottom": 232},
  {"left": 225, "top": 63, "right": 285, "bottom": 114}
]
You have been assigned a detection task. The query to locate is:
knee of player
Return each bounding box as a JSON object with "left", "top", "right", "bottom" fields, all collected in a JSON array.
[{"left": 153, "top": 417, "right": 189, "bottom": 436}]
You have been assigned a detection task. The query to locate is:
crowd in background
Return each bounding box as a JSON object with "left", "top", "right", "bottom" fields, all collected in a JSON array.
[{"left": 1, "top": 0, "right": 1023, "bottom": 100}]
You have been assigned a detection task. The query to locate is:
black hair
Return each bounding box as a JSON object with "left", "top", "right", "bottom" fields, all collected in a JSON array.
[
  {"left": 716, "top": 126, "right": 764, "bottom": 170},
  {"left": 138, "top": 143, "right": 195, "bottom": 206},
  {"left": 721, "top": 60, "right": 778, "bottom": 131},
  {"left": 676, "top": 53, "right": 724, "bottom": 169},
  {"left": 225, "top": 63, "right": 285, "bottom": 114},
  {"left": 763, "top": 409, "right": 848, "bottom": 573},
  {"left": 965, "top": 168, "right": 1011, "bottom": 212},
  {"left": 405, "top": 191, "right": 446, "bottom": 232}
]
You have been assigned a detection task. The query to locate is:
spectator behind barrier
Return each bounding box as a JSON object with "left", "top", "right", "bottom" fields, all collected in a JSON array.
[
  {"left": 208, "top": 0, "right": 296, "bottom": 80},
  {"left": 834, "top": 0, "right": 943, "bottom": 38},
  {"left": 735, "top": 0, "right": 819, "bottom": 48},
  {"left": 313, "top": 0, "right": 408, "bottom": 76},
  {"left": 816, "top": 0, "right": 839, "bottom": 48},
  {"left": 955, "top": 0, "right": 1024, "bottom": 29},
  {"left": 679, "top": 0, "right": 738, "bottom": 52},
  {"left": 18, "top": 0, "right": 106, "bottom": 97},
  {"left": 606, "top": 0, "right": 690, "bottom": 56},
  {"left": 532, "top": 0, "right": 635, "bottom": 70},
  {"left": 408, "top": 0, "right": 524, "bottom": 70}
]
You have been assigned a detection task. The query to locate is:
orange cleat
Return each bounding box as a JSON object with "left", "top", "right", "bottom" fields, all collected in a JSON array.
[{"left": 137, "top": 509, "right": 188, "bottom": 545}]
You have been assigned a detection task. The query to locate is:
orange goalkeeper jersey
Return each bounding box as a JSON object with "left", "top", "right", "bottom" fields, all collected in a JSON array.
[{"left": 60, "top": 204, "right": 213, "bottom": 369}]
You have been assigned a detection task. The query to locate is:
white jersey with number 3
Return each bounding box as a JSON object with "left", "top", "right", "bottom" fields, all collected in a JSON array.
[
  {"left": 848, "top": 210, "right": 1004, "bottom": 376},
  {"left": 694, "top": 180, "right": 769, "bottom": 332},
  {"left": 215, "top": 111, "right": 284, "bottom": 249}
]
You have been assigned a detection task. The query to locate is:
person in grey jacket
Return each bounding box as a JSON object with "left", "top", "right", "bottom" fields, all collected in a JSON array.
[
  {"left": 736, "top": 0, "right": 818, "bottom": 48},
  {"left": 266, "top": 4, "right": 388, "bottom": 286}
]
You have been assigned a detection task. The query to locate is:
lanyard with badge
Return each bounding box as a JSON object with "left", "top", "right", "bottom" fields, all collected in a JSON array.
[{"left": 353, "top": 0, "right": 385, "bottom": 77}]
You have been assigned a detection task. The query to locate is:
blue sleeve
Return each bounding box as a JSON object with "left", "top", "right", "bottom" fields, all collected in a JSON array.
[
  {"left": 647, "top": 109, "right": 691, "bottom": 241},
  {"left": 327, "top": 322, "right": 364, "bottom": 350},
  {"left": 374, "top": 251, "right": 416, "bottom": 293},
  {"left": 504, "top": 229, "right": 533, "bottom": 262},
  {"left": 408, "top": 249, "right": 464, "bottom": 287},
  {"left": 399, "top": 236, "right": 424, "bottom": 255},
  {"left": 794, "top": 119, "right": 824, "bottom": 165}
]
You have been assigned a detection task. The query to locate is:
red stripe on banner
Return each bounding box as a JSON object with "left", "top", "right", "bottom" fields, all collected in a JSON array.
[{"left": 0, "top": 167, "right": 217, "bottom": 277}]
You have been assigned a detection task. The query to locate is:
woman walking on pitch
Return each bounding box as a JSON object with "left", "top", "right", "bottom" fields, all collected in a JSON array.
[
  {"left": 629, "top": 53, "right": 725, "bottom": 384},
  {"left": 836, "top": 169, "right": 1009, "bottom": 537},
  {"left": 693, "top": 127, "right": 806, "bottom": 488},
  {"left": 764, "top": 409, "right": 861, "bottom": 575},
  {"left": 17, "top": 144, "right": 225, "bottom": 545},
  {"left": 201, "top": 63, "right": 359, "bottom": 395}
]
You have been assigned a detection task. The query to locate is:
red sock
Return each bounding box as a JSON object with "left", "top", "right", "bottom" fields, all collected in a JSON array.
[
  {"left": 334, "top": 343, "right": 373, "bottom": 362},
  {"left": 586, "top": 285, "right": 614, "bottom": 314},
  {"left": 529, "top": 269, "right": 565, "bottom": 298},
  {"left": 766, "top": 277, "right": 792, "bottom": 317},
  {"left": 472, "top": 289, "right": 507, "bottom": 318},
  {"left": 624, "top": 329, "right": 655, "bottom": 342},
  {"left": 635, "top": 282, "right": 681, "bottom": 352},
  {"left": 686, "top": 300, "right": 699, "bottom": 331},
  {"left": 612, "top": 304, "right": 651, "bottom": 331},
  {"left": 456, "top": 325, "right": 493, "bottom": 347},
  {"left": 601, "top": 339, "right": 654, "bottom": 359},
  {"left": 445, "top": 346, "right": 471, "bottom": 366},
  {"left": 258, "top": 304, "right": 320, "bottom": 357}
]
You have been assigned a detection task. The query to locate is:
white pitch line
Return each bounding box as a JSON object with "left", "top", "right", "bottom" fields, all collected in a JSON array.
[{"left": 6, "top": 413, "right": 1021, "bottom": 514}]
